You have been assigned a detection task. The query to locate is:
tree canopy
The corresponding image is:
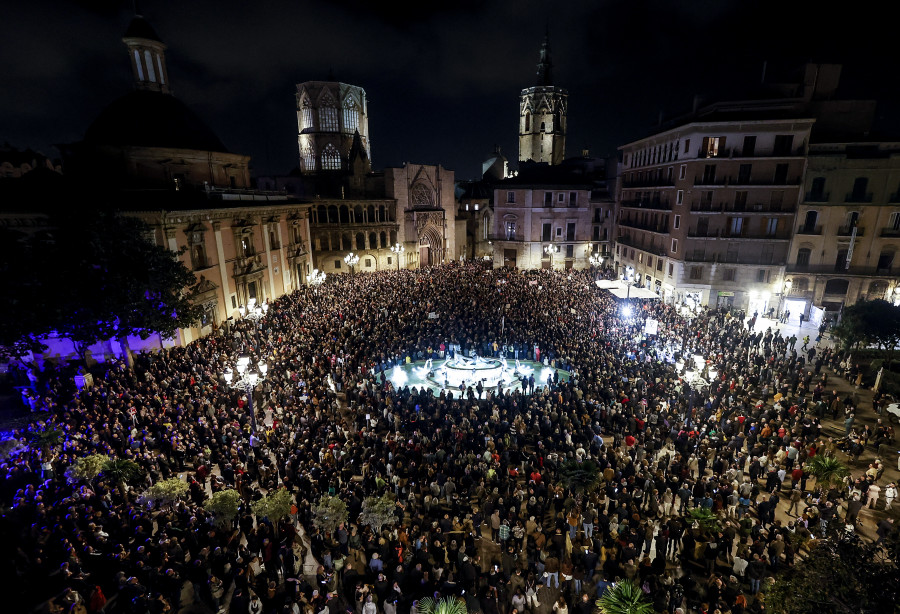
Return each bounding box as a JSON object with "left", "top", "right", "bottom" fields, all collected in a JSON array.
[
  {"left": 832, "top": 299, "right": 900, "bottom": 366},
  {"left": 0, "top": 210, "right": 203, "bottom": 361}
]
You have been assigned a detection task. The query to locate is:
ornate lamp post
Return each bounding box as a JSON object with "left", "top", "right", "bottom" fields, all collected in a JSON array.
[
  {"left": 344, "top": 252, "right": 360, "bottom": 275},
  {"left": 223, "top": 355, "right": 268, "bottom": 437},
  {"left": 390, "top": 243, "right": 405, "bottom": 271},
  {"left": 623, "top": 265, "right": 635, "bottom": 299},
  {"left": 306, "top": 268, "right": 326, "bottom": 294},
  {"left": 544, "top": 244, "right": 559, "bottom": 269},
  {"left": 589, "top": 253, "right": 603, "bottom": 268}
]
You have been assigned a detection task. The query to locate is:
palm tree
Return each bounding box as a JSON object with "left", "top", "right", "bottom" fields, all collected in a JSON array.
[
  {"left": 101, "top": 458, "right": 144, "bottom": 494},
  {"left": 807, "top": 455, "right": 850, "bottom": 489},
  {"left": 557, "top": 458, "right": 602, "bottom": 494},
  {"left": 416, "top": 597, "right": 468, "bottom": 614},
  {"left": 596, "top": 580, "right": 653, "bottom": 614}
]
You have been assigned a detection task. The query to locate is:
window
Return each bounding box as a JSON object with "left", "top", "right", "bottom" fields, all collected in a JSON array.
[
  {"left": 343, "top": 101, "right": 358, "bottom": 133},
  {"left": 766, "top": 218, "right": 778, "bottom": 236},
  {"left": 301, "top": 104, "right": 314, "bottom": 131},
  {"left": 729, "top": 217, "right": 744, "bottom": 236},
  {"left": 594, "top": 208, "right": 602, "bottom": 222},
  {"left": 757, "top": 269, "right": 768, "bottom": 282},
  {"left": 565, "top": 245, "right": 574, "bottom": 258},
  {"left": 742, "top": 135, "right": 757, "bottom": 157},
  {"left": 683, "top": 139, "right": 690, "bottom": 154},
  {"left": 319, "top": 105, "right": 339, "bottom": 132},
  {"left": 679, "top": 165, "right": 686, "bottom": 180},
  {"left": 773, "top": 134, "right": 794, "bottom": 156},
  {"left": 673, "top": 215, "right": 681, "bottom": 229},
  {"left": 334, "top": 260, "right": 341, "bottom": 269},
  {"left": 656, "top": 259, "right": 663, "bottom": 271},
  {"left": 558, "top": 193, "right": 565, "bottom": 203},
  {"left": 773, "top": 163, "right": 789, "bottom": 184},
  {"left": 647, "top": 256, "right": 653, "bottom": 268},
  {"left": 851, "top": 177, "right": 869, "bottom": 201},
  {"left": 321, "top": 143, "right": 341, "bottom": 170},
  {"left": 544, "top": 192, "right": 553, "bottom": 206},
  {"left": 802, "top": 210, "right": 818, "bottom": 232},
  {"left": 566, "top": 222, "right": 576, "bottom": 241},
  {"left": 701, "top": 136, "right": 724, "bottom": 158},
  {"left": 388, "top": 257, "right": 393, "bottom": 265},
  {"left": 734, "top": 191, "right": 748, "bottom": 211},
  {"left": 671, "top": 239, "right": 678, "bottom": 253},
  {"left": 737, "top": 164, "right": 751, "bottom": 184},
  {"left": 365, "top": 258, "right": 373, "bottom": 268},
  {"left": 524, "top": 112, "right": 530, "bottom": 132},
  {"left": 144, "top": 50, "right": 156, "bottom": 82},
  {"left": 676, "top": 190, "right": 684, "bottom": 205},
  {"left": 638, "top": 253, "right": 644, "bottom": 264},
  {"left": 505, "top": 221, "right": 516, "bottom": 240},
  {"left": 668, "top": 263, "right": 674, "bottom": 276},
  {"left": 569, "top": 192, "right": 577, "bottom": 206},
  {"left": 796, "top": 248, "right": 811, "bottom": 266},
  {"left": 702, "top": 164, "right": 716, "bottom": 184},
  {"left": 507, "top": 191, "right": 515, "bottom": 203},
  {"left": 723, "top": 268, "right": 736, "bottom": 281},
  {"left": 890, "top": 212, "right": 900, "bottom": 230},
  {"left": 690, "top": 266, "right": 702, "bottom": 280},
  {"left": 877, "top": 251, "right": 895, "bottom": 272}
]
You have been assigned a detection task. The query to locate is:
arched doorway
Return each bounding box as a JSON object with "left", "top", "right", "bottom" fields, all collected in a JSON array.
[{"left": 418, "top": 226, "right": 443, "bottom": 268}]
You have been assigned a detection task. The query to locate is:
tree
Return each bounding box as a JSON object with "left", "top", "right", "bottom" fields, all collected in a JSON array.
[
  {"left": 28, "top": 427, "right": 62, "bottom": 457},
  {"left": 206, "top": 489, "right": 242, "bottom": 529},
  {"left": 416, "top": 597, "right": 468, "bottom": 614},
  {"left": 595, "top": 579, "right": 654, "bottom": 614},
  {"left": 0, "top": 210, "right": 204, "bottom": 363},
  {"left": 687, "top": 507, "right": 722, "bottom": 533},
  {"left": 557, "top": 458, "right": 602, "bottom": 494},
  {"left": 359, "top": 493, "right": 398, "bottom": 534},
  {"left": 312, "top": 494, "right": 348, "bottom": 535},
  {"left": 140, "top": 477, "right": 189, "bottom": 508},
  {"left": 807, "top": 455, "right": 850, "bottom": 490},
  {"left": 101, "top": 458, "right": 144, "bottom": 488},
  {"left": 831, "top": 300, "right": 900, "bottom": 366},
  {"left": 251, "top": 488, "right": 293, "bottom": 525},
  {"left": 764, "top": 528, "right": 899, "bottom": 614},
  {"left": 65, "top": 453, "right": 110, "bottom": 484}
]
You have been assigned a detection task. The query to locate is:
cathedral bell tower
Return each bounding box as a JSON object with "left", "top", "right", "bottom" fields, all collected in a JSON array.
[{"left": 518, "top": 33, "right": 567, "bottom": 165}]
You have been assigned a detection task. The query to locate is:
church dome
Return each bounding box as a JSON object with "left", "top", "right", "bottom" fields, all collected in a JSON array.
[{"left": 84, "top": 90, "right": 229, "bottom": 153}]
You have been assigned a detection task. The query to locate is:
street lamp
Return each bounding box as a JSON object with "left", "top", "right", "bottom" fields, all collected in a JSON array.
[
  {"left": 306, "top": 268, "right": 326, "bottom": 294},
  {"left": 238, "top": 297, "right": 268, "bottom": 322},
  {"left": 390, "top": 242, "right": 405, "bottom": 271},
  {"left": 222, "top": 355, "right": 268, "bottom": 437},
  {"left": 589, "top": 253, "right": 603, "bottom": 268},
  {"left": 544, "top": 244, "right": 559, "bottom": 269},
  {"left": 344, "top": 252, "right": 360, "bottom": 275}
]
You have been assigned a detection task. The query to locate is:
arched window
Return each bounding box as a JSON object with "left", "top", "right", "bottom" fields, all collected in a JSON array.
[
  {"left": 300, "top": 100, "right": 314, "bottom": 131},
  {"left": 824, "top": 279, "right": 849, "bottom": 295},
  {"left": 369, "top": 232, "right": 377, "bottom": 249},
  {"left": 303, "top": 147, "right": 316, "bottom": 171},
  {"left": 356, "top": 233, "right": 365, "bottom": 250},
  {"left": 540, "top": 121, "right": 546, "bottom": 132},
  {"left": 354, "top": 205, "right": 364, "bottom": 223},
  {"left": 144, "top": 50, "right": 156, "bottom": 82},
  {"left": 378, "top": 205, "right": 386, "bottom": 221},
  {"left": 327, "top": 206, "right": 338, "bottom": 224},
  {"left": 796, "top": 248, "right": 811, "bottom": 267},
  {"left": 342, "top": 234, "right": 352, "bottom": 251},
  {"left": 319, "top": 105, "right": 339, "bottom": 132},
  {"left": 316, "top": 205, "right": 327, "bottom": 224},
  {"left": 483, "top": 213, "right": 490, "bottom": 240},
  {"left": 343, "top": 100, "right": 359, "bottom": 134},
  {"left": 339, "top": 205, "right": 350, "bottom": 224},
  {"left": 380, "top": 231, "right": 387, "bottom": 248},
  {"left": 367, "top": 205, "right": 375, "bottom": 221},
  {"left": 524, "top": 112, "right": 531, "bottom": 132},
  {"left": 321, "top": 143, "right": 341, "bottom": 170}
]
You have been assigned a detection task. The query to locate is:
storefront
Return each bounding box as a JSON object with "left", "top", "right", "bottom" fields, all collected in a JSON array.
[
  {"left": 747, "top": 291, "right": 771, "bottom": 318},
  {"left": 715, "top": 290, "right": 735, "bottom": 309}
]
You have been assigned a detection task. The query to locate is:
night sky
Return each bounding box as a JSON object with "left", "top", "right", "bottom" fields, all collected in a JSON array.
[{"left": 2, "top": 0, "right": 897, "bottom": 181}]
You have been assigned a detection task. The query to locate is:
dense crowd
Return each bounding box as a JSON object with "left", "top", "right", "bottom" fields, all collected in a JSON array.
[{"left": 1, "top": 263, "right": 896, "bottom": 614}]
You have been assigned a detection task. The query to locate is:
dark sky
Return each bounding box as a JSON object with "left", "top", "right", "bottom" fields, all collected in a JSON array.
[{"left": 2, "top": 0, "right": 897, "bottom": 180}]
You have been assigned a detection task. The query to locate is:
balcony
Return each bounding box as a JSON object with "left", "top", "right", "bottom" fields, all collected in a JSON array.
[
  {"left": 688, "top": 228, "right": 719, "bottom": 238},
  {"left": 619, "top": 219, "right": 670, "bottom": 234},
  {"left": 620, "top": 177, "right": 675, "bottom": 188},
  {"left": 837, "top": 225, "right": 865, "bottom": 237},
  {"left": 786, "top": 264, "right": 894, "bottom": 276},
  {"left": 796, "top": 226, "right": 822, "bottom": 235},
  {"left": 845, "top": 192, "right": 873, "bottom": 203},
  {"left": 805, "top": 191, "right": 830, "bottom": 203},
  {"left": 881, "top": 227, "right": 900, "bottom": 237},
  {"left": 619, "top": 199, "right": 673, "bottom": 211},
  {"left": 695, "top": 175, "right": 802, "bottom": 187},
  {"left": 696, "top": 147, "right": 805, "bottom": 159},
  {"left": 691, "top": 201, "right": 724, "bottom": 213},
  {"left": 488, "top": 234, "right": 525, "bottom": 242},
  {"left": 684, "top": 252, "right": 779, "bottom": 265},
  {"left": 721, "top": 230, "right": 791, "bottom": 241},
  {"left": 726, "top": 202, "right": 796, "bottom": 214},
  {"left": 694, "top": 176, "right": 727, "bottom": 187},
  {"left": 616, "top": 235, "right": 668, "bottom": 257}
]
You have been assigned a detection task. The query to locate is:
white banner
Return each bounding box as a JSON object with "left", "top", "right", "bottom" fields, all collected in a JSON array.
[{"left": 644, "top": 318, "right": 659, "bottom": 335}]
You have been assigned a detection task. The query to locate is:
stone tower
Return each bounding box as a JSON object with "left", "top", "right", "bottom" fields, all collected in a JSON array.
[
  {"left": 296, "top": 81, "right": 371, "bottom": 174},
  {"left": 518, "top": 34, "right": 567, "bottom": 165}
]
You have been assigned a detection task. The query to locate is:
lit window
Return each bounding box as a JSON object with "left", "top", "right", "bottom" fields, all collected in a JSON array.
[
  {"left": 301, "top": 105, "right": 314, "bottom": 131},
  {"left": 343, "top": 101, "right": 358, "bottom": 133},
  {"left": 321, "top": 144, "right": 341, "bottom": 170},
  {"left": 319, "top": 106, "right": 339, "bottom": 132}
]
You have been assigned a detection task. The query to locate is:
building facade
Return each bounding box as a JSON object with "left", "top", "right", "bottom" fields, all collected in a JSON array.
[
  {"left": 616, "top": 117, "right": 814, "bottom": 310},
  {"left": 786, "top": 141, "right": 900, "bottom": 319},
  {"left": 296, "top": 81, "right": 371, "bottom": 174}
]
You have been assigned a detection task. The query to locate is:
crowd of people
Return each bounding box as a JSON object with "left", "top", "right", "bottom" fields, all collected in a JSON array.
[{"left": 1, "top": 263, "right": 896, "bottom": 614}]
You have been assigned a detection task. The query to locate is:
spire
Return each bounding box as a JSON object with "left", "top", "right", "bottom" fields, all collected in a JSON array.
[
  {"left": 123, "top": 12, "right": 170, "bottom": 94},
  {"left": 535, "top": 29, "right": 553, "bottom": 87}
]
